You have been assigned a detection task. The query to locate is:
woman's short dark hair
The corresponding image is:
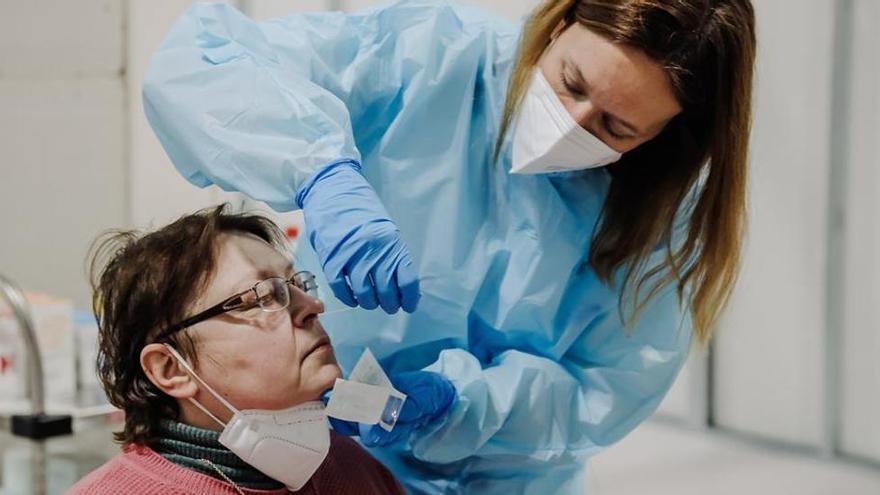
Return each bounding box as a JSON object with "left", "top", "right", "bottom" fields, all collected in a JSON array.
[{"left": 88, "top": 204, "right": 287, "bottom": 446}]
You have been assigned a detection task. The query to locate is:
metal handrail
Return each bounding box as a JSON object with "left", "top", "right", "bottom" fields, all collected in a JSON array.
[{"left": 0, "top": 273, "right": 45, "bottom": 415}]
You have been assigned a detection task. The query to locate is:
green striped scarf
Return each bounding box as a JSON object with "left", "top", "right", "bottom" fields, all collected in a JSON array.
[{"left": 154, "top": 418, "right": 284, "bottom": 490}]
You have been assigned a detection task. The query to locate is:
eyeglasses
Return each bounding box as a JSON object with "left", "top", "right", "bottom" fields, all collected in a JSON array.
[{"left": 156, "top": 271, "right": 318, "bottom": 341}]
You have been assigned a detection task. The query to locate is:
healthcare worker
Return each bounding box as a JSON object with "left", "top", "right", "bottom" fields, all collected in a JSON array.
[{"left": 143, "top": 0, "right": 756, "bottom": 493}]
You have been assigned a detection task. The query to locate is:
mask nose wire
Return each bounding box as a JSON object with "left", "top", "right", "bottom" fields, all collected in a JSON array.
[{"left": 163, "top": 343, "right": 238, "bottom": 429}]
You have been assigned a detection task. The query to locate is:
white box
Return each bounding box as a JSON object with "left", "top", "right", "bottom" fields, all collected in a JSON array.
[
  {"left": 0, "top": 319, "right": 23, "bottom": 398},
  {"left": 0, "top": 292, "right": 77, "bottom": 405},
  {"left": 74, "top": 310, "right": 101, "bottom": 391}
]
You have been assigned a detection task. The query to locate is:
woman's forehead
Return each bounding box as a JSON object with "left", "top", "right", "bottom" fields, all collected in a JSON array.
[
  {"left": 560, "top": 24, "right": 681, "bottom": 129},
  {"left": 207, "top": 233, "right": 292, "bottom": 295}
]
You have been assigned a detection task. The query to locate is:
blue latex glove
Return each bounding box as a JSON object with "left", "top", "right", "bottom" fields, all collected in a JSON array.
[
  {"left": 327, "top": 371, "right": 456, "bottom": 447},
  {"left": 296, "top": 160, "right": 420, "bottom": 314}
]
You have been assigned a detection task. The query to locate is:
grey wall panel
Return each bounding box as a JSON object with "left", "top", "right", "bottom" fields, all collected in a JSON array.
[
  {"left": 0, "top": 0, "right": 123, "bottom": 78},
  {"left": 840, "top": 0, "right": 880, "bottom": 464},
  {"left": 712, "top": 0, "right": 836, "bottom": 448},
  {"left": 0, "top": 79, "right": 125, "bottom": 308},
  {"left": 0, "top": 1, "right": 126, "bottom": 308}
]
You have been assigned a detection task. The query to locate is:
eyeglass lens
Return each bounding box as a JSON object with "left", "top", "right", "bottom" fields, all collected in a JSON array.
[{"left": 253, "top": 273, "right": 318, "bottom": 313}]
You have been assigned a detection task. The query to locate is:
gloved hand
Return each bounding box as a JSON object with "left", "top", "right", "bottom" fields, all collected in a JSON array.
[
  {"left": 296, "top": 159, "right": 420, "bottom": 314},
  {"left": 327, "top": 371, "right": 456, "bottom": 447}
]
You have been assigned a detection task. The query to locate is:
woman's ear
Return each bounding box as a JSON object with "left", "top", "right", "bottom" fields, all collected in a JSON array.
[{"left": 140, "top": 343, "right": 198, "bottom": 400}]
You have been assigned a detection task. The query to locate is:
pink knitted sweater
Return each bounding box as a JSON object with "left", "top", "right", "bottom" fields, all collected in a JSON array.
[{"left": 67, "top": 432, "right": 404, "bottom": 494}]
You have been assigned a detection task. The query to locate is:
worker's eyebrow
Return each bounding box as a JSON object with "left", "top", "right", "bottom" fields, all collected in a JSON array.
[{"left": 563, "top": 57, "right": 644, "bottom": 136}]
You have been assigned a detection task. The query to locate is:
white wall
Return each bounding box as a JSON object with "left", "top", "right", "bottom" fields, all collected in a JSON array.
[
  {"left": 0, "top": 1, "right": 126, "bottom": 309},
  {"left": 344, "top": 0, "right": 538, "bottom": 21},
  {"left": 840, "top": 0, "right": 880, "bottom": 464},
  {"left": 712, "top": 0, "right": 835, "bottom": 448},
  {"left": 655, "top": 351, "right": 709, "bottom": 426},
  {"left": 245, "top": 0, "right": 330, "bottom": 19},
  {"left": 127, "top": 0, "right": 221, "bottom": 230}
]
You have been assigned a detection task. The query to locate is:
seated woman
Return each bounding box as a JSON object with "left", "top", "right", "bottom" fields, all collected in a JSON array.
[{"left": 69, "top": 205, "right": 404, "bottom": 494}]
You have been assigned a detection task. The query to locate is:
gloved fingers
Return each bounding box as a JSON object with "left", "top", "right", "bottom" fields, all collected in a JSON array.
[
  {"left": 327, "top": 274, "right": 358, "bottom": 308},
  {"left": 427, "top": 373, "right": 457, "bottom": 420},
  {"left": 396, "top": 256, "right": 421, "bottom": 313},
  {"left": 348, "top": 262, "right": 380, "bottom": 310},
  {"left": 359, "top": 423, "right": 383, "bottom": 447},
  {"left": 390, "top": 370, "right": 437, "bottom": 394},
  {"left": 373, "top": 262, "right": 401, "bottom": 314},
  {"left": 392, "top": 371, "right": 457, "bottom": 423},
  {"left": 396, "top": 395, "right": 424, "bottom": 423},
  {"left": 358, "top": 227, "right": 403, "bottom": 314},
  {"left": 359, "top": 422, "right": 410, "bottom": 448}
]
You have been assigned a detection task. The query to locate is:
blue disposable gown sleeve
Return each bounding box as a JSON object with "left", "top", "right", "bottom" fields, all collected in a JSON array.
[
  {"left": 142, "top": 3, "right": 393, "bottom": 211},
  {"left": 412, "top": 279, "right": 692, "bottom": 468}
]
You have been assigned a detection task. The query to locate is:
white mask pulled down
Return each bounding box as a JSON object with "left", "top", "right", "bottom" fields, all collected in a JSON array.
[
  {"left": 164, "top": 345, "right": 330, "bottom": 492},
  {"left": 511, "top": 68, "right": 622, "bottom": 174}
]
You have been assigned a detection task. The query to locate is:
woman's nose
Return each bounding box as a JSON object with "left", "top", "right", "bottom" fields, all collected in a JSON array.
[{"left": 290, "top": 291, "right": 324, "bottom": 328}]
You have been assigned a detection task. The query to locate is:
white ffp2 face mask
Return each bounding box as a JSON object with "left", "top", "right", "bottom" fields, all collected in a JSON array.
[
  {"left": 165, "top": 345, "right": 330, "bottom": 492},
  {"left": 511, "top": 68, "right": 622, "bottom": 174}
]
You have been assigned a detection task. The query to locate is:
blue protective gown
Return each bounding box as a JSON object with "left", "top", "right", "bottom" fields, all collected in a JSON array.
[{"left": 143, "top": 2, "right": 692, "bottom": 493}]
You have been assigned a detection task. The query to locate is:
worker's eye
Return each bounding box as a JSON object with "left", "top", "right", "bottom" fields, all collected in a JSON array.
[
  {"left": 602, "top": 114, "right": 637, "bottom": 141},
  {"left": 562, "top": 74, "right": 586, "bottom": 97},
  {"left": 602, "top": 115, "right": 627, "bottom": 140},
  {"left": 561, "top": 72, "right": 585, "bottom": 97}
]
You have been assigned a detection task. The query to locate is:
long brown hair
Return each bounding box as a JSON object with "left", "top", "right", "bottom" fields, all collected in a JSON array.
[{"left": 499, "top": 0, "right": 756, "bottom": 344}]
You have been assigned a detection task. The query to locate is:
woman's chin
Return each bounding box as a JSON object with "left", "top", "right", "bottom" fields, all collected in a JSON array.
[
  {"left": 305, "top": 363, "right": 343, "bottom": 400},
  {"left": 321, "top": 362, "right": 344, "bottom": 384}
]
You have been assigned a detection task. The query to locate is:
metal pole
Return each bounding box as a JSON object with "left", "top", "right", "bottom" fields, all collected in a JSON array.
[
  {"left": 823, "top": 0, "right": 856, "bottom": 459},
  {"left": 0, "top": 274, "right": 45, "bottom": 416}
]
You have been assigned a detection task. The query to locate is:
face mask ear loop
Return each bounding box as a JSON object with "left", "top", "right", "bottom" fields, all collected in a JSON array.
[
  {"left": 187, "top": 396, "right": 227, "bottom": 429},
  {"left": 163, "top": 344, "right": 239, "bottom": 427}
]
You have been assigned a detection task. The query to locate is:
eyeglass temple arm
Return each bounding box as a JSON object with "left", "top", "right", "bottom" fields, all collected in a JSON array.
[{"left": 156, "top": 296, "right": 243, "bottom": 341}]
